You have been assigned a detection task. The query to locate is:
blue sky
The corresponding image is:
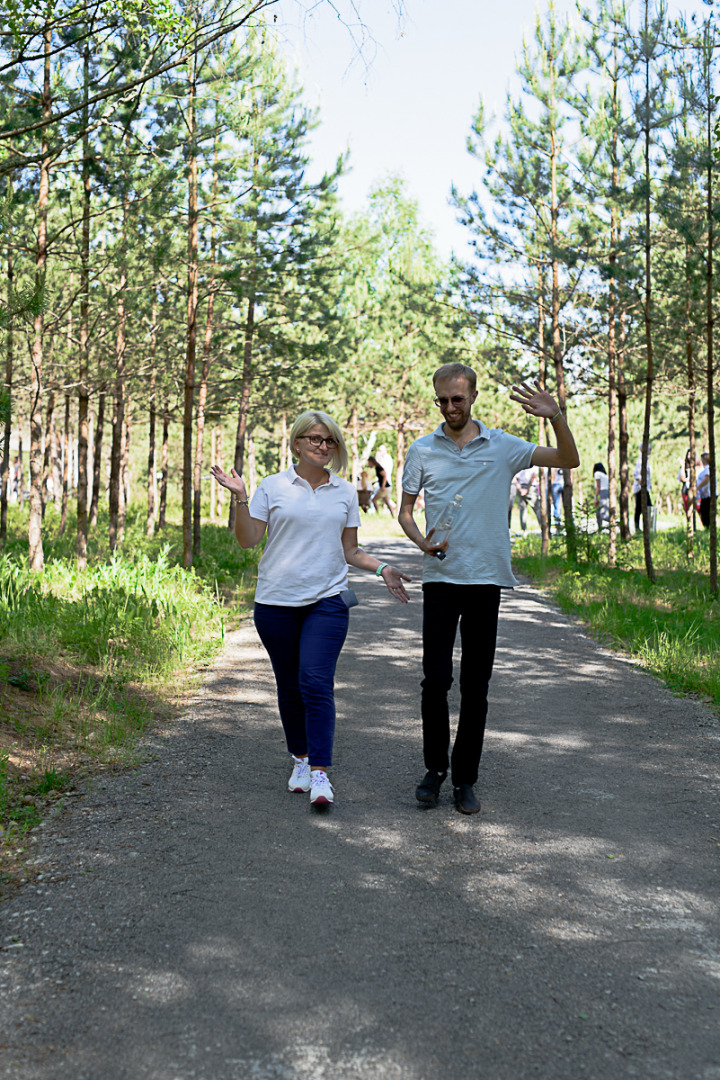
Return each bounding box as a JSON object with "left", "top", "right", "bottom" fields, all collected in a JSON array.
[{"left": 274, "top": 0, "right": 714, "bottom": 259}]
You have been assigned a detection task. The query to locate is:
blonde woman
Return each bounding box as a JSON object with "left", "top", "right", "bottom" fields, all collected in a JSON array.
[{"left": 210, "top": 409, "right": 411, "bottom": 808}]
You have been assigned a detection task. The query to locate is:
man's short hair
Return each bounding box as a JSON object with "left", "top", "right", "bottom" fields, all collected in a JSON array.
[{"left": 433, "top": 363, "right": 477, "bottom": 391}]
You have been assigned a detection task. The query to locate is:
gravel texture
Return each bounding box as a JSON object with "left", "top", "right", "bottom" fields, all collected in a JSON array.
[{"left": 1, "top": 536, "right": 719, "bottom": 1079}]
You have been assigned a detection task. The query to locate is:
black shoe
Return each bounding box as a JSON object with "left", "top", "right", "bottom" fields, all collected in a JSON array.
[
  {"left": 415, "top": 770, "right": 447, "bottom": 807},
  {"left": 453, "top": 784, "right": 481, "bottom": 815}
]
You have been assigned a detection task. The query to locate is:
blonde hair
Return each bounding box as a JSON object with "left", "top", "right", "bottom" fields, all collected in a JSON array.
[{"left": 289, "top": 410, "right": 348, "bottom": 475}]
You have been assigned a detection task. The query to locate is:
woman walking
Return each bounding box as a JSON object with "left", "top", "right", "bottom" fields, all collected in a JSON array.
[{"left": 210, "top": 410, "right": 411, "bottom": 807}]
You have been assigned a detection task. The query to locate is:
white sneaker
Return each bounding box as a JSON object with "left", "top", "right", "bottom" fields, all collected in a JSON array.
[
  {"left": 288, "top": 756, "right": 311, "bottom": 793},
  {"left": 310, "top": 770, "right": 334, "bottom": 806}
]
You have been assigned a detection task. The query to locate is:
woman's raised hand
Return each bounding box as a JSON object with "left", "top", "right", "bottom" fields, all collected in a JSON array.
[{"left": 209, "top": 464, "right": 247, "bottom": 501}]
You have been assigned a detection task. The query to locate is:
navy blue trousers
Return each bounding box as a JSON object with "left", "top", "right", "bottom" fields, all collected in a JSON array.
[
  {"left": 254, "top": 595, "right": 349, "bottom": 766},
  {"left": 421, "top": 582, "right": 501, "bottom": 787}
]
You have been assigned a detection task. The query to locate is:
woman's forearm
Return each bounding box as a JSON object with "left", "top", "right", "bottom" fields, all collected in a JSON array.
[
  {"left": 345, "top": 546, "right": 386, "bottom": 574},
  {"left": 233, "top": 503, "right": 265, "bottom": 548}
]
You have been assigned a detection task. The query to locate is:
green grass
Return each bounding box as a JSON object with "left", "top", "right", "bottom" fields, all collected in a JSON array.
[
  {"left": 0, "top": 501, "right": 263, "bottom": 888},
  {"left": 512, "top": 525, "right": 720, "bottom": 706}
]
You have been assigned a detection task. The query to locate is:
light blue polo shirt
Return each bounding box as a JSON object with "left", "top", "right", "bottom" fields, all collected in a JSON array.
[{"left": 402, "top": 421, "right": 536, "bottom": 587}]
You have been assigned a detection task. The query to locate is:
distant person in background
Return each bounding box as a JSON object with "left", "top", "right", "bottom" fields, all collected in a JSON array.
[
  {"left": 356, "top": 468, "right": 373, "bottom": 513},
  {"left": 551, "top": 466, "right": 565, "bottom": 529},
  {"left": 697, "top": 451, "right": 714, "bottom": 529},
  {"left": 368, "top": 451, "right": 396, "bottom": 517},
  {"left": 10, "top": 457, "right": 19, "bottom": 503},
  {"left": 632, "top": 444, "right": 652, "bottom": 532},
  {"left": 593, "top": 462, "right": 609, "bottom": 531},
  {"left": 507, "top": 473, "right": 518, "bottom": 529},
  {"left": 678, "top": 449, "right": 698, "bottom": 520},
  {"left": 515, "top": 466, "right": 540, "bottom": 531}
]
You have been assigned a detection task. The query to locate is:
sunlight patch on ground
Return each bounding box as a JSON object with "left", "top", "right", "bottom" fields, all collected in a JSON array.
[
  {"left": 491, "top": 730, "right": 590, "bottom": 751},
  {"left": 186, "top": 937, "right": 244, "bottom": 962},
  {"left": 692, "top": 957, "right": 720, "bottom": 982},
  {"left": 357, "top": 872, "right": 395, "bottom": 890},
  {"left": 123, "top": 967, "right": 192, "bottom": 1004},
  {"left": 227, "top": 1045, "right": 419, "bottom": 1079},
  {"left": 231, "top": 691, "right": 278, "bottom": 706},
  {"left": 354, "top": 826, "right": 408, "bottom": 851}
]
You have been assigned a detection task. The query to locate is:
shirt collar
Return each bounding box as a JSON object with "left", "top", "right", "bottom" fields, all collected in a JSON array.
[
  {"left": 286, "top": 465, "right": 339, "bottom": 487},
  {"left": 432, "top": 419, "right": 490, "bottom": 444}
]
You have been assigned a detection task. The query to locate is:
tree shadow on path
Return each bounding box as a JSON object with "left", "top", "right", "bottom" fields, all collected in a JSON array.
[{"left": 1, "top": 538, "right": 719, "bottom": 1080}]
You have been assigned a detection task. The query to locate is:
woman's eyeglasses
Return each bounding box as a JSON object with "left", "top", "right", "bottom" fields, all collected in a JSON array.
[{"left": 299, "top": 435, "right": 339, "bottom": 449}]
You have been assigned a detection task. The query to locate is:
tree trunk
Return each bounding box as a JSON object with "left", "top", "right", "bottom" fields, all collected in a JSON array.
[
  {"left": 108, "top": 137, "right": 131, "bottom": 552},
  {"left": 120, "top": 404, "right": 130, "bottom": 537},
  {"left": 607, "top": 246, "right": 618, "bottom": 567},
  {"left": 192, "top": 127, "right": 219, "bottom": 556},
  {"left": 229, "top": 294, "right": 254, "bottom": 531},
  {"left": 76, "top": 35, "right": 92, "bottom": 568},
  {"left": 685, "top": 243, "right": 697, "bottom": 563},
  {"left": 108, "top": 262, "right": 127, "bottom": 550},
  {"left": 706, "top": 80, "right": 717, "bottom": 597},
  {"left": 210, "top": 427, "right": 217, "bottom": 522},
  {"left": 16, "top": 416, "right": 25, "bottom": 508},
  {"left": 617, "top": 310, "right": 631, "bottom": 540},
  {"left": 52, "top": 400, "right": 62, "bottom": 508},
  {"left": 192, "top": 292, "right": 213, "bottom": 555},
  {"left": 213, "top": 425, "right": 224, "bottom": 520},
  {"left": 606, "top": 29, "right": 620, "bottom": 568},
  {"left": 0, "top": 204, "right": 13, "bottom": 546},
  {"left": 28, "top": 26, "right": 52, "bottom": 572},
  {"left": 89, "top": 382, "right": 105, "bottom": 527},
  {"left": 182, "top": 46, "right": 199, "bottom": 568},
  {"left": 158, "top": 396, "right": 169, "bottom": 531},
  {"left": 146, "top": 299, "right": 157, "bottom": 538},
  {"left": 59, "top": 392, "right": 70, "bottom": 535},
  {"left": 639, "top": 35, "right": 656, "bottom": 583},
  {"left": 247, "top": 429, "right": 257, "bottom": 496},
  {"left": 537, "top": 263, "right": 549, "bottom": 555},
  {"left": 42, "top": 384, "right": 56, "bottom": 513},
  {"left": 548, "top": 23, "right": 575, "bottom": 561}
]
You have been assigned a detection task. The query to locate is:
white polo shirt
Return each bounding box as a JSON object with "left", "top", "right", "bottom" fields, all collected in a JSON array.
[
  {"left": 249, "top": 466, "right": 361, "bottom": 606},
  {"left": 402, "top": 421, "right": 536, "bottom": 587}
]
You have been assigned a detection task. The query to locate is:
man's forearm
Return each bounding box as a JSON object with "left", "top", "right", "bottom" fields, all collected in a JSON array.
[
  {"left": 398, "top": 505, "right": 426, "bottom": 551},
  {"left": 550, "top": 415, "right": 580, "bottom": 467},
  {"left": 533, "top": 415, "right": 580, "bottom": 469}
]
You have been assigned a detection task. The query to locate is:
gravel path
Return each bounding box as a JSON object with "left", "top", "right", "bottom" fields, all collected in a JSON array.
[{"left": 1, "top": 536, "right": 719, "bottom": 1080}]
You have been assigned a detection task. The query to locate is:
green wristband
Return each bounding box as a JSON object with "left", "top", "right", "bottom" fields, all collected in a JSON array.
[{"left": 376, "top": 563, "right": 388, "bottom": 577}]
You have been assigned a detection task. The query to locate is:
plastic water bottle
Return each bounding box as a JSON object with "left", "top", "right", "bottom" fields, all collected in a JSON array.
[{"left": 430, "top": 494, "right": 462, "bottom": 560}]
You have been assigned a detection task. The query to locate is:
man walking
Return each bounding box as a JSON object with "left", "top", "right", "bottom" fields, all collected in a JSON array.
[{"left": 398, "top": 363, "right": 579, "bottom": 815}]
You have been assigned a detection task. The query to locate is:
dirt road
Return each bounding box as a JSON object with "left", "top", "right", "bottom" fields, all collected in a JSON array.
[{"left": 1, "top": 536, "right": 719, "bottom": 1079}]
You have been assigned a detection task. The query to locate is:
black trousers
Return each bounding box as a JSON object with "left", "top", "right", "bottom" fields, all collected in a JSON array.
[
  {"left": 699, "top": 496, "right": 711, "bottom": 529},
  {"left": 421, "top": 582, "right": 501, "bottom": 787},
  {"left": 634, "top": 491, "right": 652, "bottom": 531}
]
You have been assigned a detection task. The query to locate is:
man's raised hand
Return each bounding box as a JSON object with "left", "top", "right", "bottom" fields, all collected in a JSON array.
[{"left": 509, "top": 380, "right": 561, "bottom": 420}]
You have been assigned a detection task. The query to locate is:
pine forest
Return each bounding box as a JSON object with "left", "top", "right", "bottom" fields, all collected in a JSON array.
[{"left": 0, "top": 0, "right": 719, "bottom": 709}]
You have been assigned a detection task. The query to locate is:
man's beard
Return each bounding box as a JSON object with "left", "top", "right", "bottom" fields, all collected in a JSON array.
[{"left": 444, "top": 407, "right": 471, "bottom": 430}]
